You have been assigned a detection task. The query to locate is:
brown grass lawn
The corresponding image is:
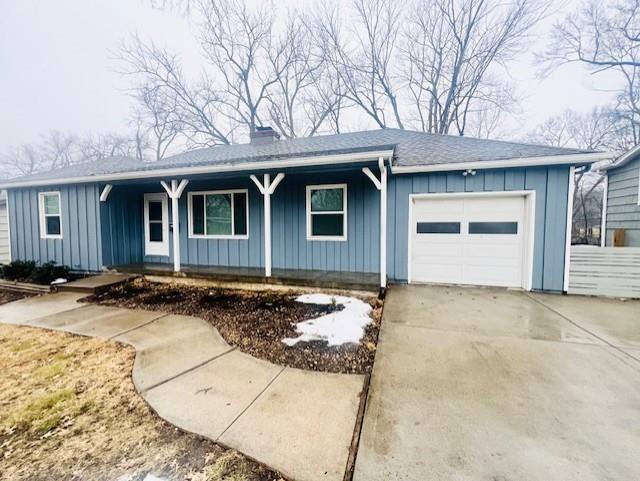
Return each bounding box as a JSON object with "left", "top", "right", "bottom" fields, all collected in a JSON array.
[{"left": 0, "top": 324, "right": 286, "bottom": 481}]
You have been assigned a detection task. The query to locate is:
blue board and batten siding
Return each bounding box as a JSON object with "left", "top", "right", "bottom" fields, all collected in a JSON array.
[
  {"left": 8, "top": 165, "right": 569, "bottom": 291},
  {"left": 99, "top": 170, "right": 380, "bottom": 273},
  {"left": 386, "top": 166, "right": 570, "bottom": 291},
  {"left": 100, "top": 179, "right": 266, "bottom": 269},
  {"left": 271, "top": 171, "right": 380, "bottom": 273},
  {"left": 8, "top": 184, "right": 103, "bottom": 271}
]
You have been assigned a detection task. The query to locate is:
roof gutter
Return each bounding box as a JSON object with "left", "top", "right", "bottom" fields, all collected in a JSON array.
[
  {"left": 390, "top": 152, "right": 612, "bottom": 174},
  {"left": 0, "top": 149, "right": 395, "bottom": 189}
]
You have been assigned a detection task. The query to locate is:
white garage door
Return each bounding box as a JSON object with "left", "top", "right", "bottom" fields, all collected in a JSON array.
[{"left": 410, "top": 194, "right": 530, "bottom": 288}]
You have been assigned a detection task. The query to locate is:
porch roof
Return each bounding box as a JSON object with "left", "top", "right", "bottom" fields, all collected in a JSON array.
[{"left": 1, "top": 128, "right": 606, "bottom": 189}]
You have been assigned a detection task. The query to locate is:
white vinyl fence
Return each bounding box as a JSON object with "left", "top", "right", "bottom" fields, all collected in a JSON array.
[{"left": 568, "top": 246, "right": 640, "bottom": 298}]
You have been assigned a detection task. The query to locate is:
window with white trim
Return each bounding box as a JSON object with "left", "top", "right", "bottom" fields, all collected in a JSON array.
[
  {"left": 38, "top": 192, "right": 62, "bottom": 239},
  {"left": 306, "top": 184, "right": 347, "bottom": 240},
  {"left": 188, "top": 190, "right": 248, "bottom": 238}
]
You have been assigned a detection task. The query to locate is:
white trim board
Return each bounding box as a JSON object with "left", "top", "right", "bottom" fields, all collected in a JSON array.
[
  {"left": 0, "top": 150, "right": 395, "bottom": 189},
  {"left": 406, "top": 190, "right": 536, "bottom": 291},
  {"left": 391, "top": 152, "right": 612, "bottom": 174},
  {"left": 601, "top": 174, "right": 608, "bottom": 247},
  {"left": 563, "top": 166, "right": 576, "bottom": 292},
  {"left": 5, "top": 192, "right": 12, "bottom": 262}
]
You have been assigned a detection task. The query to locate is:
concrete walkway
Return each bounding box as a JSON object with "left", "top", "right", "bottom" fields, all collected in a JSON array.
[
  {"left": 0, "top": 293, "right": 365, "bottom": 481},
  {"left": 354, "top": 285, "right": 640, "bottom": 481}
]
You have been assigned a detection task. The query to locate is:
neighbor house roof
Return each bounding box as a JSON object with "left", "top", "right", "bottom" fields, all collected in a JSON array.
[
  {"left": 600, "top": 143, "right": 640, "bottom": 171},
  {"left": 0, "top": 128, "right": 611, "bottom": 188}
]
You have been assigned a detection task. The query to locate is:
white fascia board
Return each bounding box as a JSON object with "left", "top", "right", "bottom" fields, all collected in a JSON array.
[
  {"left": 0, "top": 149, "right": 395, "bottom": 189},
  {"left": 391, "top": 152, "right": 613, "bottom": 174}
]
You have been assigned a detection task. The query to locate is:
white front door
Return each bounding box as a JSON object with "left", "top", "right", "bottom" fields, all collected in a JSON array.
[
  {"left": 410, "top": 194, "right": 530, "bottom": 288},
  {"left": 144, "top": 193, "right": 169, "bottom": 256}
]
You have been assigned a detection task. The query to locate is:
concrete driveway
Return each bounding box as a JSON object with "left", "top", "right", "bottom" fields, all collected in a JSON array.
[{"left": 354, "top": 285, "right": 640, "bottom": 481}]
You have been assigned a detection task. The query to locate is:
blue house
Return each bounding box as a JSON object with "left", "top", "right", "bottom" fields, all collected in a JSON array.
[{"left": 0, "top": 128, "right": 610, "bottom": 292}]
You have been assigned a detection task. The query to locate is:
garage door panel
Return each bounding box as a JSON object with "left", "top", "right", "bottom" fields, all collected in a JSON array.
[
  {"left": 411, "top": 195, "right": 527, "bottom": 288},
  {"left": 417, "top": 198, "right": 464, "bottom": 214},
  {"left": 413, "top": 262, "right": 464, "bottom": 284},
  {"left": 463, "top": 265, "right": 521, "bottom": 287}
]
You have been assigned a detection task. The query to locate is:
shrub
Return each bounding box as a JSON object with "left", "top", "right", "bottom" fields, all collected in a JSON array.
[
  {"left": 0, "top": 260, "right": 36, "bottom": 282},
  {"left": 0, "top": 260, "right": 70, "bottom": 285},
  {"left": 29, "top": 261, "right": 70, "bottom": 285}
]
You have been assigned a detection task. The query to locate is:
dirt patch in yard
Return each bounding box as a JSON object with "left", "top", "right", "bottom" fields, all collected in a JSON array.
[
  {"left": 87, "top": 279, "right": 382, "bottom": 374},
  {"left": 0, "top": 289, "right": 35, "bottom": 306},
  {"left": 0, "top": 324, "right": 286, "bottom": 481}
]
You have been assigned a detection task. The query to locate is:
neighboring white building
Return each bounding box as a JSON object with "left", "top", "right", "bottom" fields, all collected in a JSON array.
[{"left": 0, "top": 191, "right": 9, "bottom": 264}]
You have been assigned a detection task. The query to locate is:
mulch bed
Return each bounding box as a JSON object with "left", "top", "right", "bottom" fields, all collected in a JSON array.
[
  {"left": 0, "top": 290, "right": 34, "bottom": 306},
  {"left": 87, "top": 279, "right": 383, "bottom": 374}
]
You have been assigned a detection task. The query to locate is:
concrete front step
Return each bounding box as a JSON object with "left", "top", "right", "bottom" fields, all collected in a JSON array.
[{"left": 56, "top": 274, "right": 137, "bottom": 294}]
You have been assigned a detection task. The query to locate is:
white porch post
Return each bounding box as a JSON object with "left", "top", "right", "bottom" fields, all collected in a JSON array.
[
  {"left": 363, "top": 157, "right": 388, "bottom": 289},
  {"left": 379, "top": 157, "right": 387, "bottom": 288},
  {"left": 161, "top": 179, "right": 189, "bottom": 273},
  {"left": 250, "top": 173, "right": 285, "bottom": 277},
  {"left": 170, "top": 180, "right": 180, "bottom": 273},
  {"left": 263, "top": 174, "right": 272, "bottom": 277}
]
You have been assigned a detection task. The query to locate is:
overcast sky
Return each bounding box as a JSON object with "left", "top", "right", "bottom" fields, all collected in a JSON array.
[{"left": 0, "top": 0, "right": 621, "bottom": 157}]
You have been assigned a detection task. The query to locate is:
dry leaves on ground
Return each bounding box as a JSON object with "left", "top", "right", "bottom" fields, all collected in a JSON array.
[
  {"left": 0, "top": 324, "right": 286, "bottom": 481},
  {"left": 89, "top": 280, "right": 383, "bottom": 374}
]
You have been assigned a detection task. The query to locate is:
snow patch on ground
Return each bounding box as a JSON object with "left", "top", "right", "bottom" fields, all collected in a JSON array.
[{"left": 282, "top": 294, "right": 372, "bottom": 347}]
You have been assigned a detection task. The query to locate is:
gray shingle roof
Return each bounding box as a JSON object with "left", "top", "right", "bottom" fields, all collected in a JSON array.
[{"left": 1, "top": 128, "right": 590, "bottom": 186}]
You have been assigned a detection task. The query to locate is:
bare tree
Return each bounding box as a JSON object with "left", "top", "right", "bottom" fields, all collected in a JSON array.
[
  {"left": 314, "top": 0, "right": 406, "bottom": 129},
  {"left": 264, "top": 14, "right": 343, "bottom": 138},
  {"left": 139, "top": 0, "right": 547, "bottom": 140},
  {"left": 41, "top": 131, "right": 78, "bottom": 170},
  {"left": 402, "top": 0, "right": 547, "bottom": 135},
  {"left": 119, "top": 35, "right": 232, "bottom": 147},
  {"left": 198, "top": 0, "right": 280, "bottom": 135},
  {"left": 542, "top": 0, "right": 640, "bottom": 145},
  {"left": 525, "top": 107, "right": 625, "bottom": 244},
  {"left": 77, "top": 132, "right": 141, "bottom": 161},
  {"left": 524, "top": 107, "right": 630, "bottom": 152},
  {"left": 0, "top": 145, "right": 44, "bottom": 179},
  {"left": 132, "top": 86, "right": 182, "bottom": 160}
]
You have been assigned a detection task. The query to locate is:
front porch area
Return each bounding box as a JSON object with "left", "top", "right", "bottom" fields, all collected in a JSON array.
[
  {"left": 99, "top": 163, "right": 387, "bottom": 291},
  {"left": 110, "top": 263, "right": 379, "bottom": 292}
]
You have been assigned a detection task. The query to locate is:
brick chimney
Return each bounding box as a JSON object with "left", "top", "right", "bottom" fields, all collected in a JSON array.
[{"left": 250, "top": 126, "right": 280, "bottom": 145}]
